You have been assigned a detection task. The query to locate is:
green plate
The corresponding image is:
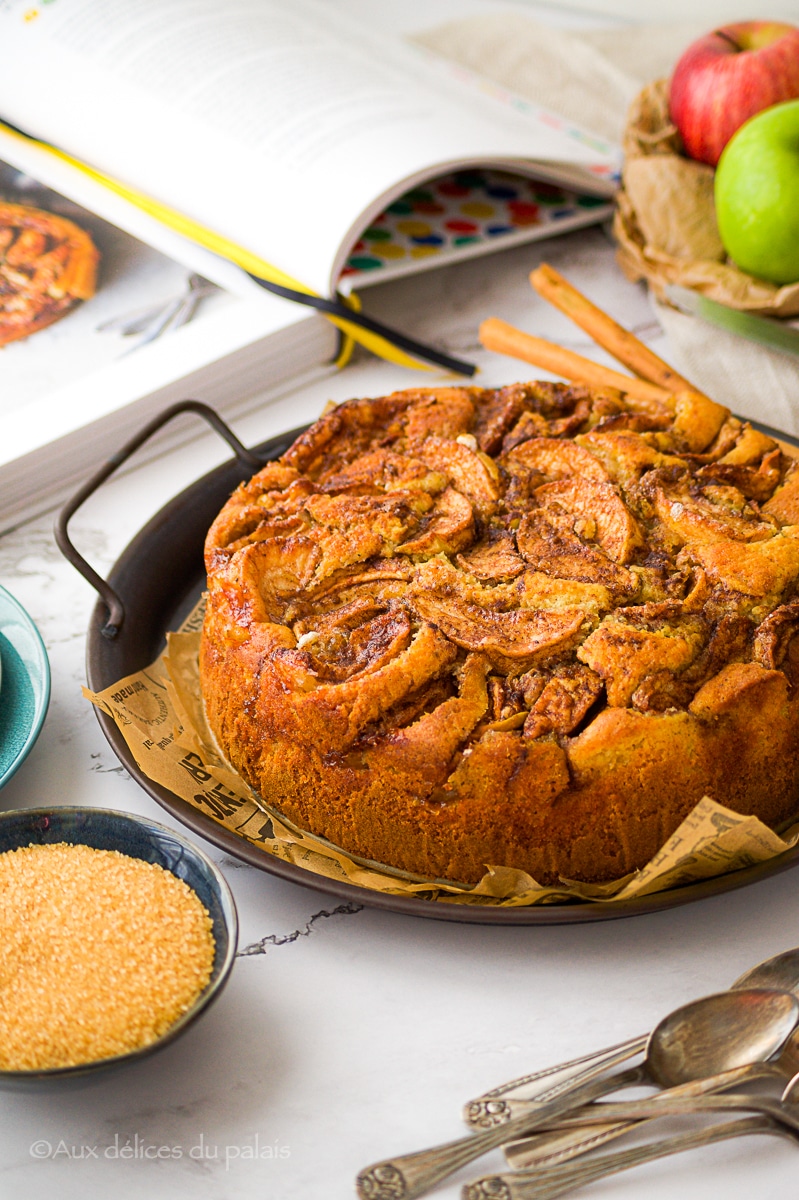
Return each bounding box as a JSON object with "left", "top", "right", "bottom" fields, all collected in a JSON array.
[{"left": 0, "top": 585, "right": 50, "bottom": 790}]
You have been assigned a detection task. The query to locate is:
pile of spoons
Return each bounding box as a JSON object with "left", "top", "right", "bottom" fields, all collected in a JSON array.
[{"left": 356, "top": 947, "right": 799, "bottom": 1200}]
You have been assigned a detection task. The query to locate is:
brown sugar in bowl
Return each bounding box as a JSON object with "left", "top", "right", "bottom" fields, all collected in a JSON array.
[
  {"left": 0, "top": 807, "right": 237, "bottom": 1088},
  {"left": 200, "top": 382, "right": 799, "bottom": 887}
]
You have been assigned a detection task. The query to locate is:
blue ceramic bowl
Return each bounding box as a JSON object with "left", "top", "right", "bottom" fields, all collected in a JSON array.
[
  {"left": 0, "top": 585, "right": 51, "bottom": 792},
  {"left": 0, "top": 806, "right": 238, "bottom": 1088}
]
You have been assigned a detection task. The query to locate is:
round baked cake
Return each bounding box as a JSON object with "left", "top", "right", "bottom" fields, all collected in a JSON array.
[{"left": 200, "top": 381, "right": 799, "bottom": 885}]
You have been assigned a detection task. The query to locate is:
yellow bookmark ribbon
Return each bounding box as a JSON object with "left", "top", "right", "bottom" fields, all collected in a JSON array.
[{"left": 0, "top": 122, "right": 450, "bottom": 372}]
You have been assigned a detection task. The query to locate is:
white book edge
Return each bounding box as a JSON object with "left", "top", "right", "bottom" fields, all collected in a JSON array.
[{"left": 0, "top": 312, "right": 338, "bottom": 534}]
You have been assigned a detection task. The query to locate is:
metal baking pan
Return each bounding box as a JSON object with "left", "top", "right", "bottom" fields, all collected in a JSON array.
[{"left": 56, "top": 400, "right": 799, "bottom": 924}]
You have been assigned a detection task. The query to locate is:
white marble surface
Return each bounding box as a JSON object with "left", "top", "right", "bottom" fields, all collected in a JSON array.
[{"left": 2, "top": 226, "right": 799, "bottom": 1200}]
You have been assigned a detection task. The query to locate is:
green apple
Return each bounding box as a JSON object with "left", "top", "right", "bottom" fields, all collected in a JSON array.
[{"left": 714, "top": 98, "right": 799, "bottom": 285}]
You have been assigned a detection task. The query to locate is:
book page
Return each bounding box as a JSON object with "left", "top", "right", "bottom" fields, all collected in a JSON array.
[
  {"left": 0, "top": 124, "right": 279, "bottom": 302},
  {"left": 0, "top": 144, "right": 335, "bottom": 482},
  {"left": 0, "top": 0, "right": 617, "bottom": 294}
]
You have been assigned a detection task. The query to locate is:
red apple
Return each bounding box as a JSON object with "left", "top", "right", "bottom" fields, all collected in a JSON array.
[{"left": 669, "top": 21, "right": 799, "bottom": 166}]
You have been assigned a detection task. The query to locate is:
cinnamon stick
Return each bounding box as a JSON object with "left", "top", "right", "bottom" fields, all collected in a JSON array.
[
  {"left": 530, "top": 263, "right": 695, "bottom": 395},
  {"left": 479, "top": 317, "right": 674, "bottom": 406}
]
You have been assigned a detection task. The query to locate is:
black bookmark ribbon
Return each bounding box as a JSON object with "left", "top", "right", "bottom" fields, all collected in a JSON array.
[{"left": 246, "top": 272, "right": 477, "bottom": 378}]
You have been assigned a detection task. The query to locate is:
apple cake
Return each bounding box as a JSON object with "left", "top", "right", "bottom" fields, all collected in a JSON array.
[
  {"left": 200, "top": 382, "right": 799, "bottom": 885},
  {"left": 0, "top": 202, "right": 99, "bottom": 347}
]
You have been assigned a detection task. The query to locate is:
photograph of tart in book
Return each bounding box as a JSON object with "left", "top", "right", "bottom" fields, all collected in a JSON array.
[{"left": 0, "top": 200, "right": 99, "bottom": 347}]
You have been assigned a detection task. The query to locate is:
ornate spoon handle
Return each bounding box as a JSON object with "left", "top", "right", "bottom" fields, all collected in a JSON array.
[
  {"left": 463, "top": 1115, "right": 789, "bottom": 1200},
  {"left": 502, "top": 1059, "right": 780, "bottom": 1168},
  {"left": 463, "top": 1033, "right": 647, "bottom": 1118},
  {"left": 470, "top": 1056, "right": 779, "bottom": 1132},
  {"left": 502, "top": 1117, "right": 637, "bottom": 1172},
  {"left": 355, "top": 1066, "right": 644, "bottom": 1200}
]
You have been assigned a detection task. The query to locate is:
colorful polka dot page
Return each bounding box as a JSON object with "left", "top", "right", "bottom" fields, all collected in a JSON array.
[{"left": 338, "top": 169, "right": 614, "bottom": 292}]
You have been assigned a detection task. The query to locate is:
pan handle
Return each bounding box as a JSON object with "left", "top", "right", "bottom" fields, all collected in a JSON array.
[{"left": 55, "top": 399, "right": 266, "bottom": 640}]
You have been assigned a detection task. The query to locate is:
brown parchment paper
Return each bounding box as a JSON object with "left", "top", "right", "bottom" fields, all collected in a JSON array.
[
  {"left": 83, "top": 598, "right": 799, "bottom": 908},
  {"left": 614, "top": 79, "right": 799, "bottom": 318}
]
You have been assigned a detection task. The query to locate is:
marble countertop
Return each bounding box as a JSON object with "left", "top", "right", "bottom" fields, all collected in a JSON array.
[{"left": 2, "top": 226, "right": 799, "bottom": 1200}]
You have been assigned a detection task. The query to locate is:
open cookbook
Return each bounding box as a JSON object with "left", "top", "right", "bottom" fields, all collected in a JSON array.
[
  {"left": 0, "top": 0, "right": 621, "bottom": 529},
  {"left": 0, "top": 146, "right": 340, "bottom": 533},
  {"left": 0, "top": 0, "right": 618, "bottom": 352}
]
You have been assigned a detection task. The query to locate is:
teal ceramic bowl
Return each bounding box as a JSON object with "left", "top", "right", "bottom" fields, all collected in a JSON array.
[
  {"left": 0, "top": 585, "right": 50, "bottom": 791},
  {"left": 0, "top": 806, "right": 238, "bottom": 1088}
]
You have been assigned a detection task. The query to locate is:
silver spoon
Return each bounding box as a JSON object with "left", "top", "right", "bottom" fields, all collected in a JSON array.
[
  {"left": 504, "top": 1025, "right": 799, "bottom": 1169},
  {"left": 355, "top": 988, "right": 799, "bottom": 1200},
  {"left": 492, "top": 946, "right": 799, "bottom": 1169},
  {"left": 466, "top": 1073, "right": 799, "bottom": 1200},
  {"left": 492, "top": 1027, "right": 799, "bottom": 1126},
  {"left": 464, "top": 944, "right": 799, "bottom": 1127}
]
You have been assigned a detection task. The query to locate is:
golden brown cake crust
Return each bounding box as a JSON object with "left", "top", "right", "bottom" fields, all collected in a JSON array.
[{"left": 200, "top": 382, "right": 799, "bottom": 885}]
